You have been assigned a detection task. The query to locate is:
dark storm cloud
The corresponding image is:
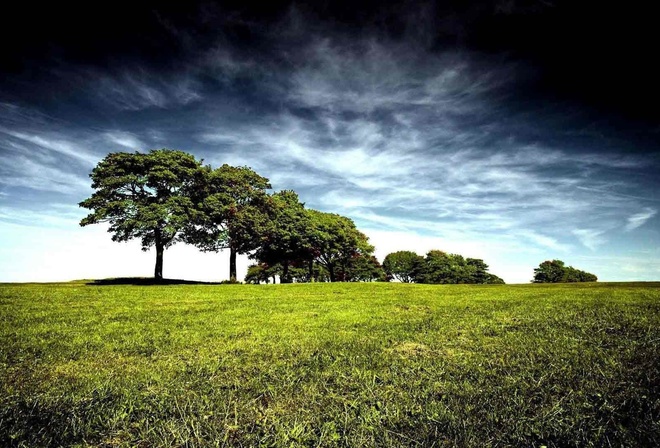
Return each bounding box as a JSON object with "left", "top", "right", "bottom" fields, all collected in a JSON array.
[{"left": 4, "top": 1, "right": 659, "bottom": 130}]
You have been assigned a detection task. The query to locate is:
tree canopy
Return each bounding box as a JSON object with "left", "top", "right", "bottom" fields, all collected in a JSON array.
[
  {"left": 306, "top": 210, "right": 375, "bottom": 282},
  {"left": 79, "top": 149, "right": 202, "bottom": 280},
  {"left": 381, "top": 249, "right": 504, "bottom": 284},
  {"left": 251, "top": 190, "right": 313, "bottom": 283},
  {"left": 383, "top": 251, "right": 425, "bottom": 283},
  {"left": 533, "top": 260, "right": 597, "bottom": 283},
  {"left": 184, "top": 164, "right": 272, "bottom": 280}
]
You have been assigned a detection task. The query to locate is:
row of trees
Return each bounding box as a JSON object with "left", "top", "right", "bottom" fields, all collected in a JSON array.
[
  {"left": 245, "top": 254, "right": 384, "bottom": 283},
  {"left": 532, "top": 260, "right": 597, "bottom": 283},
  {"left": 245, "top": 249, "right": 505, "bottom": 284},
  {"left": 246, "top": 255, "right": 600, "bottom": 285},
  {"left": 80, "top": 150, "right": 598, "bottom": 285},
  {"left": 80, "top": 149, "right": 376, "bottom": 282},
  {"left": 382, "top": 250, "right": 505, "bottom": 284}
]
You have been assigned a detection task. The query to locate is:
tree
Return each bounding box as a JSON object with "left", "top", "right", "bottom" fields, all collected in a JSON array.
[
  {"left": 290, "top": 262, "right": 331, "bottom": 283},
  {"left": 485, "top": 273, "right": 505, "bottom": 284},
  {"left": 251, "top": 190, "right": 313, "bottom": 283},
  {"left": 245, "top": 262, "right": 279, "bottom": 284},
  {"left": 416, "top": 250, "right": 505, "bottom": 284},
  {"left": 383, "top": 250, "right": 425, "bottom": 283},
  {"left": 185, "top": 164, "right": 271, "bottom": 281},
  {"left": 307, "top": 210, "right": 374, "bottom": 282},
  {"left": 466, "top": 258, "right": 490, "bottom": 284},
  {"left": 79, "top": 149, "right": 203, "bottom": 280},
  {"left": 532, "top": 260, "right": 597, "bottom": 283},
  {"left": 532, "top": 260, "right": 567, "bottom": 283},
  {"left": 345, "top": 254, "right": 386, "bottom": 282},
  {"left": 419, "top": 250, "right": 467, "bottom": 284}
]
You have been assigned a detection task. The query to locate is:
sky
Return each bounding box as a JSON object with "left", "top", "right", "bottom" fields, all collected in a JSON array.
[{"left": 1, "top": 0, "right": 658, "bottom": 283}]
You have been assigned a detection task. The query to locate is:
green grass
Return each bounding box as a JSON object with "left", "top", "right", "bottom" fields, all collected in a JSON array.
[{"left": 1, "top": 281, "right": 659, "bottom": 447}]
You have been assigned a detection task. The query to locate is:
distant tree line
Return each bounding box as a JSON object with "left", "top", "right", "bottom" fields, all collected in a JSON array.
[
  {"left": 532, "top": 260, "right": 597, "bottom": 283},
  {"left": 80, "top": 149, "right": 597, "bottom": 284},
  {"left": 382, "top": 250, "right": 505, "bottom": 284}
]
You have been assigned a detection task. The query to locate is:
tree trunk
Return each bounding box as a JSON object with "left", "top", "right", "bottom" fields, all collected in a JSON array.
[
  {"left": 229, "top": 246, "right": 237, "bottom": 282},
  {"left": 154, "top": 230, "right": 164, "bottom": 281},
  {"left": 328, "top": 264, "right": 335, "bottom": 282},
  {"left": 282, "top": 260, "right": 291, "bottom": 283},
  {"left": 309, "top": 259, "right": 314, "bottom": 283}
]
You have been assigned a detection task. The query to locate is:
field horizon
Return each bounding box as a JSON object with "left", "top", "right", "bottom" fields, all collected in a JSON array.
[
  {"left": 3, "top": 278, "right": 660, "bottom": 287},
  {"left": 1, "top": 281, "right": 659, "bottom": 446}
]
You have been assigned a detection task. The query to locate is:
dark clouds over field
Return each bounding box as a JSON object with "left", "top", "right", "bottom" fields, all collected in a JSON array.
[{"left": 1, "top": 1, "right": 658, "bottom": 282}]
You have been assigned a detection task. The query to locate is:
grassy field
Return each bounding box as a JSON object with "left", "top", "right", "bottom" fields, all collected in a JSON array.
[{"left": 1, "top": 281, "right": 659, "bottom": 447}]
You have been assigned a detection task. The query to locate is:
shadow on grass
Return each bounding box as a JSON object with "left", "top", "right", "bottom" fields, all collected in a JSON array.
[{"left": 87, "top": 278, "right": 226, "bottom": 286}]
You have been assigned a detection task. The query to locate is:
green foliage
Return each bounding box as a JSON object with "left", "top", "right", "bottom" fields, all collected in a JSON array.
[
  {"left": 416, "top": 250, "right": 503, "bottom": 284},
  {"left": 245, "top": 263, "right": 283, "bottom": 284},
  {"left": 287, "top": 261, "right": 331, "bottom": 283},
  {"left": 533, "top": 259, "right": 566, "bottom": 283},
  {"left": 185, "top": 164, "right": 271, "bottom": 252},
  {"left": 253, "top": 207, "right": 377, "bottom": 283},
  {"left": 251, "top": 191, "right": 312, "bottom": 283},
  {"left": 383, "top": 250, "right": 425, "bottom": 283},
  {"left": 79, "top": 149, "right": 203, "bottom": 279},
  {"left": 533, "top": 260, "right": 597, "bottom": 283},
  {"left": 419, "top": 250, "right": 464, "bottom": 284},
  {"left": 344, "top": 254, "right": 386, "bottom": 282},
  {"left": 184, "top": 164, "right": 271, "bottom": 280},
  {"left": 245, "top": 263, "right": 270, "bottom": 284},
  {"left": 219, "top": 279, "right": 242, "bottom": 285},
  {"left": 307, "top": 210, "right": 375, "bottom": 282},
  {"left": 485, "top": 273, "right": 506, "bottom": 284},
  {"left": 1, "top": 282, "right": 659, "bottom": 446},
  {"left": 466, "top": 257, "right": 490, "bottom": 283},
  {"left": 562, "top": 266, "right": 598, "bottom": 283}
]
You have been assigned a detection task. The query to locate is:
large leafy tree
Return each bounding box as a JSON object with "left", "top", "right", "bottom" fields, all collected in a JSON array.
[
  {"left": 533, "top": 260, "right": 597, "bottom": 283},
  {"left": 344, "top": 254, "right": 385, "bottom": 282},
  {"left": 417, "top": 250, "right": 504, "bottom": 284},
  {"left": 251, "top": 190, "right": 313, "bottom": 283},
  {"left": 79, "top": 149, "right": 203, "bottom": 280},
  {"left": 307, "top": 210, "right": 374, "bottom": 282},
  {"left": 419, "top": 250, "right": 465, "bottom": 284},
  {"left": 466, "top": 258, "right": 492, "bottom": 284},
  {"left": 185, "top": 164, "right": 271, "bottom": 281},
  {"left": 383, "top": 250, "right": 425, "bottom": 283},
  {"left": 532, "top": 260, "right": 567, "bottom": 283}
]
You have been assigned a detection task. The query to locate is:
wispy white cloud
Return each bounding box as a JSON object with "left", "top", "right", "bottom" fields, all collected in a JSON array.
[
  {"left": 0, "top": 154, "right": 90, "bottom": 194},
  {"left": 576, "top": 186, "right": 660, "bottom": 202},
  {"left": 287, "top": 38, "right": 504, "bottom": 116},
  {"left": 625, "top": 208, "right": 657, "bottom": 231},
  {"left": 0, "top": 129, "right": 100, "bottom": 166},
  {"left": 204, "top": 47, "right": 259, "bottom": 81},
  {"left": 94, "top": 71, "right": 202, "bottom": 111},
  {"left": 103, "top": 131, "right": 146, "bottom": 150},
  {"left": 572, "top": 228, "right": 607, "bottom": 251},
  {"left": 518, "top": 230, "right": 571, "bottom": 252}
]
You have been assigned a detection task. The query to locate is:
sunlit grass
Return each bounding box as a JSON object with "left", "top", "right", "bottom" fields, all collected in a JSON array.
[{"left": 1, "top": 281, "right": 658, "bottom": 446}]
